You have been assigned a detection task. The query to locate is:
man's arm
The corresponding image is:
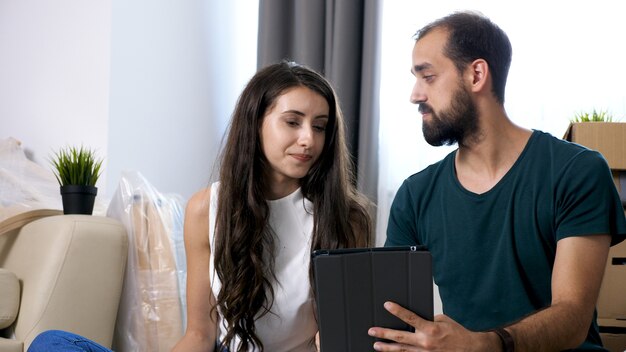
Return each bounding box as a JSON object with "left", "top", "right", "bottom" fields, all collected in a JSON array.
[
  {"left": 504, "top": 234, "right": 610, "bottom": 350},
  {"left": 368, "top": 234, "right": 610, "bottom": 351}
]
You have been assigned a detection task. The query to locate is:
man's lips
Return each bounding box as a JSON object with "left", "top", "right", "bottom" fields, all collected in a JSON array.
[{"left": 419, "top": 105, "right": 433, "bottom": 119}]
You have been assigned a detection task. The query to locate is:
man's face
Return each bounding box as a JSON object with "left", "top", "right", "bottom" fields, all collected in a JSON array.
[
  {"left": 420, "top": 80, "right": 478, "bottom": 146},
  {"left": 410, "top": 29, "right": 479, "bottom": 146}
]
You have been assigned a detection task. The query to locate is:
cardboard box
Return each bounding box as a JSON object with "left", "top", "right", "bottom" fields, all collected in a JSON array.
[
  {"left": 597, "top": 239, "right": 626, "bottom": 351},
  {"left": 563, "top": 122, "right": 626, "bottom": 171},
  {"left": 599, "top": 331, "right": 626, "bottom": 352},
  {"left": 597, "top": 239, "right": 626, "bottom": 320}
]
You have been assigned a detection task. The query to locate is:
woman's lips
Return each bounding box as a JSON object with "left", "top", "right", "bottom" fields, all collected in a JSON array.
[{"left": 291, "top": 154, "right": 312, "bottom": 162}]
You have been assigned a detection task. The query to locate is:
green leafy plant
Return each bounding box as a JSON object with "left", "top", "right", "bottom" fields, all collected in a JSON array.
[
  {"left": 571, "top": 109, "right": 614, "bottom": 123},
  {"left": 50, "top": 146, "right": 103, "bottom": 187}
]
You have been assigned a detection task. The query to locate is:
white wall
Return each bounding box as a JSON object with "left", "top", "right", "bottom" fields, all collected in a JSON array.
[
  {"left": 0, "top": 0, "right": 112, "bottom": 189},
  {"left": 107, "top": 0, "right": 258, "bottom": 201},
  {"left": 1, "top": 0, "right": 258, "bottom": 202}
]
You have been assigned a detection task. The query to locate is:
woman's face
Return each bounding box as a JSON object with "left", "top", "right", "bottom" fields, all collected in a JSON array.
[{"left": 260, "top": 86, "right": 329, "bottom": 198}]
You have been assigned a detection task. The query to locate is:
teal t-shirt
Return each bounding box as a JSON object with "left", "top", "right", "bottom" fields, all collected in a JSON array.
[{"left": 386, "top": 130, "right": 626, "bottom": 350}]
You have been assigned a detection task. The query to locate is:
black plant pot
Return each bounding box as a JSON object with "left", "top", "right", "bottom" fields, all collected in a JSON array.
[{"left": 60, "top": 185, "right": 97, "bottom": 215}]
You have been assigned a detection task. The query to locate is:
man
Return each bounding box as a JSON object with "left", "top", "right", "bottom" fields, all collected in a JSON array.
[{"left": 368, "top": 11, "right": 626, "bottom": 351}]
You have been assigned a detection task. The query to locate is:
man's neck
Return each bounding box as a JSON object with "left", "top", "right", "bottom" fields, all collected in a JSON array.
[{"left": 454, "top": 109, "right": 532, "bottom": 194}]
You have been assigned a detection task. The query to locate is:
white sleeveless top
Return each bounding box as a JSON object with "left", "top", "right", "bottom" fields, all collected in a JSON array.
[{"left": 208, "top": 182, "right": 318, "bottom": 351}]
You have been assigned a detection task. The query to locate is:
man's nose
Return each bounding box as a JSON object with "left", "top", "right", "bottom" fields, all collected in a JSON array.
[{"left": 410, "top": 81, "right": 426, "bottom": 104}]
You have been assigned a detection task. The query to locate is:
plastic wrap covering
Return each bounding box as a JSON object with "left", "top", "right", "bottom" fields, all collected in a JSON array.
[
  {"left": 107, "top": 171, "right": 186, "bottom": 352},
  {"left": 0, "top": 137, "right": 107, "bottom": 232},
  {"left": 0, "top": 137, "right": 62, "bottom": 219}
]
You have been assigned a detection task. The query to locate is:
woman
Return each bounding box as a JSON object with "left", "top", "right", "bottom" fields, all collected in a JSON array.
[
  {"left": 27, "top": 62, "right": 371, "bottom": 352},
  {"left": 173, "top": 61, "right": 372, "bottom": 352}
]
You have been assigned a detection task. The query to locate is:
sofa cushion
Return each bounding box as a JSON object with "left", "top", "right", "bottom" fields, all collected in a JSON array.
[{"left": 0, "top": 268, "right": 20, "bottom": 329}]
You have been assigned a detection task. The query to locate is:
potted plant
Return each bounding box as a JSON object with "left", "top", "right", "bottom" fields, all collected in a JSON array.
[
  {"left": 571, "top": 109, "right": 613, "bottom": 123},
  {"left": 50, "top": 146, "right": 104, "bottom": 215}
]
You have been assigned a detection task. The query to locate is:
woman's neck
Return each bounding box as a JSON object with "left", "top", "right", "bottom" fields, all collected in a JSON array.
[{"left": 265, "top": 179, "right": 300, "bottom": 200}]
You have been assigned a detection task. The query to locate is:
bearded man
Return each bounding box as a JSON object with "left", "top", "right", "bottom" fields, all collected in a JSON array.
[{"left": 369, "top": 11, "right": 626, "bottom": 352}]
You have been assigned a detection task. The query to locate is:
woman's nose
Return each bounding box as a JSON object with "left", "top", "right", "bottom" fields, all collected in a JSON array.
[{"left": 298, "top": 126, "right": 314, "bottom": 147}]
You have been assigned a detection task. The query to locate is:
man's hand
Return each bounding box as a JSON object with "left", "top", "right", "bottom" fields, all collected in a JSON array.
[{"left": 367, "top": 302, "right": 499, "bottom": 351}]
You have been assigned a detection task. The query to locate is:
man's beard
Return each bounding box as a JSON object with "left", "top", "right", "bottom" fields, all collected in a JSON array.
[{"left": 420, "top": 84, "right": 478, "bottom": 147}]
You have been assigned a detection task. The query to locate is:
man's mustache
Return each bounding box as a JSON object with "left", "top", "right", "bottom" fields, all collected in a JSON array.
[{"left": 419, "top": 104, "right": 433, "bottom": 114}]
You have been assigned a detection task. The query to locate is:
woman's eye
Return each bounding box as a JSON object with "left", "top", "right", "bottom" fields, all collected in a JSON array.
[
  {"left": 313, "top": 125, "right": 326, "bottom": 132},
  {"left": 286, "top": 120, "right": 299, "bottom": 127}
]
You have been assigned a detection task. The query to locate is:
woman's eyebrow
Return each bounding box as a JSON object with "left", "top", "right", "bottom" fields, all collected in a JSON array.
[
  {"left": 282, "top": 110, "right": 329, "bottom": 119},
  {"left": 281, "top": 109, "right": 305, "bottom": 116}
]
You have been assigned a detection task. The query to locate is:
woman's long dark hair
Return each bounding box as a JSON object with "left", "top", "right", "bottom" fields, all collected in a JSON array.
[{"left": 213, "top": 61, "right": 372, "bottom": 351}]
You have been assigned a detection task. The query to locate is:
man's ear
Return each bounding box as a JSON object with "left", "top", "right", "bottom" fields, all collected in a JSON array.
[{"left": 467, "top": 59, "right": 489, "bottom": 93}]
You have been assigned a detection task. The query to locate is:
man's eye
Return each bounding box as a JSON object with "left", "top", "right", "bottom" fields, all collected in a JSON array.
[{"left": 423, "top": 75, "right": 435, "bottom": 82}]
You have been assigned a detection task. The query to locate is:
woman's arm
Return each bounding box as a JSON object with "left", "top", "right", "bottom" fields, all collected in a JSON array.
[{"left": 172, "top": 188, "right": 218, "bottom": 352}]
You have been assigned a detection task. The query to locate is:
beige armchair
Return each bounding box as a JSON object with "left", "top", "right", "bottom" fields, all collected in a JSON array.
[{"left": 0, "top": 215, "right": 128, "bottom": 352}]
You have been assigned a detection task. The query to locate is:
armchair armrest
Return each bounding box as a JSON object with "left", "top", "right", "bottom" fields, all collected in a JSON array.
[{"left": 0, "top": 215, "right": 128, "bottom": 351}]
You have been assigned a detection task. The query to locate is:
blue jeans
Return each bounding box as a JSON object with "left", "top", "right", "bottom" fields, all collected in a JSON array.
[{"left": 27, "top": 330, "right": 113, "bottom": 352}]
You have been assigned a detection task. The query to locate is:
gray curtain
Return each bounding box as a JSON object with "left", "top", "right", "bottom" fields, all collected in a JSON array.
[{"left": 257, "top": 0, "right": 381, "bottom": 204}]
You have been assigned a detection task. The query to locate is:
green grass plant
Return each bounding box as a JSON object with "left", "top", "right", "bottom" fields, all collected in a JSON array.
[
  {"left": 571, "top": 109, "right": 614, "bottom": 123},
  {"left": 50, "top": 146, "right": 103, "bottom": 187}
]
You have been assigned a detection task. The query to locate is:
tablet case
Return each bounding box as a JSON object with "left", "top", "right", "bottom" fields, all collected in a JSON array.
[{"left": 313, "top": 246, "right": 433, "bottom": 352}]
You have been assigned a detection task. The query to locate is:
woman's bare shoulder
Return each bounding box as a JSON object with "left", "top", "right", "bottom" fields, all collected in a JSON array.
[
  {"left": 186, "top": 187, "right": 212, "bottom": 219},
  {"left": 183, "top": 187, "right": 213, "bottom": 247}
]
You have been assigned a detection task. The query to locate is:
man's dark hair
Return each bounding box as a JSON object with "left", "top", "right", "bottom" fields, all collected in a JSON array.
[{"left": 415, "top": 11, "right": 512, "bottom": 104}]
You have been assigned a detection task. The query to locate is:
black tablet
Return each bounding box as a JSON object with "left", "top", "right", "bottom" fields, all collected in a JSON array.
[{"left": 312, "top": 246, "right": 433, "bottom": 352}]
